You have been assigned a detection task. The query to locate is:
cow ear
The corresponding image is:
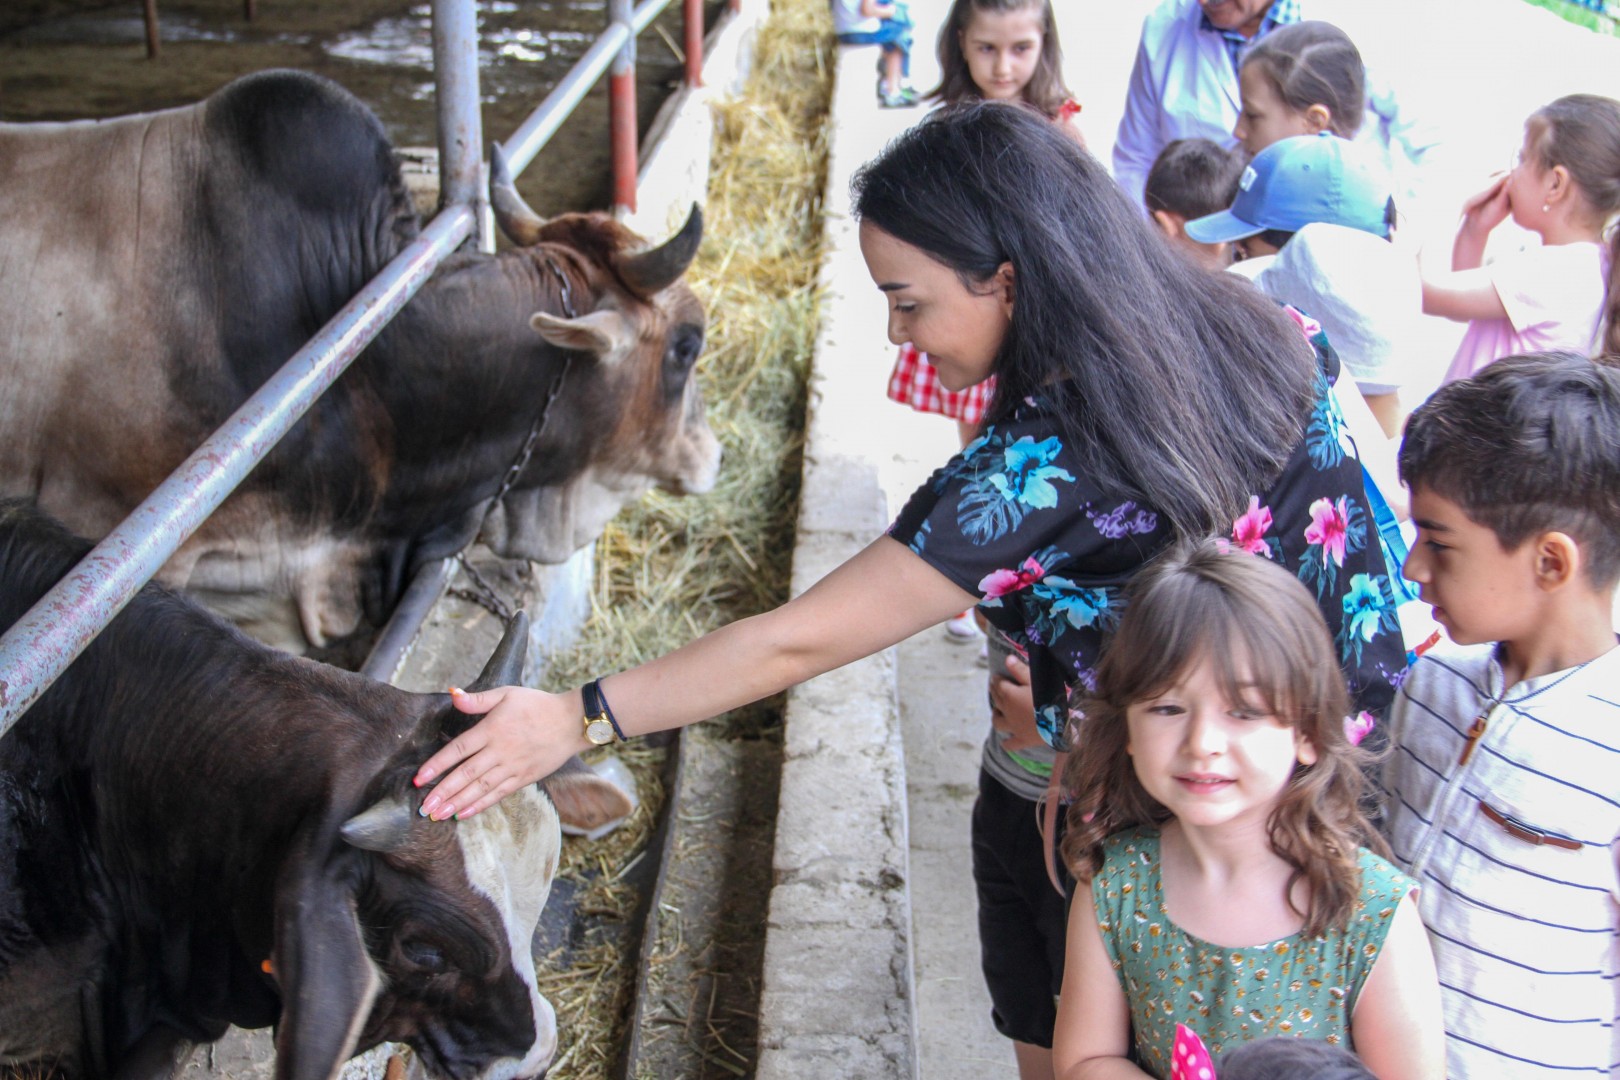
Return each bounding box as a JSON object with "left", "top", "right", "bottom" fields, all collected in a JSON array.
[
  {"left": 272, "top": 846, "right": 381, "bottom": 1080},
  {"left": 530, "top": 310, "right": 635, "bottom": 361}
]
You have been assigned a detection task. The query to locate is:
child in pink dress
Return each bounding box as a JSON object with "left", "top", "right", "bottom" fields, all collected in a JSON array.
[{"left": 1423, "top": 94, "right": 1620, "bottom": 382}]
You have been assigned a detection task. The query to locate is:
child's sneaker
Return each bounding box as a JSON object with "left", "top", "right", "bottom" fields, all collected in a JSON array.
[
  {"left": 944, "top": 609, "right": 982, "bottom": 642},
  {"left": 878, "top": 85, "right": 920, "bottom": 109}
]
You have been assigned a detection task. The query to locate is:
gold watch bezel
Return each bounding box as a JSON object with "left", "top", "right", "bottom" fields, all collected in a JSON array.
[{"left": 583, "top": 714, "right": 616, "bottom": 745}]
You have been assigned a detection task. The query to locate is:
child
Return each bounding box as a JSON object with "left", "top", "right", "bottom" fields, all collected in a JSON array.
[
  {"left": 1186, "top": 134, "right": 1412, "bottom": 472},
  {"left": 1052, "top": 543, "right": 1445, "bottom": 1080},
  {"left": 1424, "top": 94, "right": 1620, "bottom": 382},
  {"left": 930, "top": 0, "right": 1084, "bottom": 145},
  {"left": 1381, "top": 352, "right": 1620, "bottom": 1078},
  {"left": 832, "top": 0, "right": 918, "bottom": 108},
  {"left": 1186, "top": 133, "right": 1395, "bottom": 270},
  {"left": 1234, "top": 21, "right": 1366, "bottom": 158},
  {"left": 889, "top": 0, "right": 1083, "bottom": 640},
  {"left": 1218, "top": 1036, "right": 1378, "bottom": 1080},
  {"left": 1144, "top": 138, "right": 1246, "bottom": 271}
]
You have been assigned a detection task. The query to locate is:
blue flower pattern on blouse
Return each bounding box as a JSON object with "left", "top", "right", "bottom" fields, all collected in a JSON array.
[{"left": 888, "top": 315, "right": 1406, "bottom": 751}]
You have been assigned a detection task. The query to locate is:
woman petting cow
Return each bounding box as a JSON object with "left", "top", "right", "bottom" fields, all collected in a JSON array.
[{"left": 416, "top": 104, "right": 1435, "bottom": 1075}]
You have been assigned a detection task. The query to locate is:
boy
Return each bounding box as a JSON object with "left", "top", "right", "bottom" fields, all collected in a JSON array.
[
  {"left": 1143, "top": 138, "right": 1245, "bottom": 271},
  {"left": 1382, "top": 351, "right": 1620, "bottom": 1079},
  {"left": 1184, "top": 132, "right": 1396, "bottom": 273},
  {"left": 831, "top": 0, "right": 917, "bottom": 108}
]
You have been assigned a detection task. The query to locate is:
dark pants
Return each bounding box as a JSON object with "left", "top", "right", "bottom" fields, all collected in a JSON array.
[{"left": 970, "top": 766, "right": 1071, "bottom": 1048}]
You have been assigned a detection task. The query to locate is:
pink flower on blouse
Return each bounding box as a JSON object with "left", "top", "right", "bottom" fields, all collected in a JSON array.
[
  {"left": 1304, "top": 496, "right": 1349, "bottom": 567},
  {"left": 1230, "top": 496, "right": 1274, "bottom": 556},
  {"left": 979, "top": 555, "right": 1047, "bottom": 598},
  {"left": 1344, "top": 711, "right": 1376, "bottom": 746}
]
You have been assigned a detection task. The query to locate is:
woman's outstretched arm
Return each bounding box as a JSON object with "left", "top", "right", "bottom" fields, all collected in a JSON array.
[{"left": 413, "top": 534, "right": 977, "bottom": 819}]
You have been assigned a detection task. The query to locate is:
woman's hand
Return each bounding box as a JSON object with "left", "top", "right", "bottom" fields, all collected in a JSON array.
[{"left": 414, "top": 686, "right": 589, "bottom": 821}]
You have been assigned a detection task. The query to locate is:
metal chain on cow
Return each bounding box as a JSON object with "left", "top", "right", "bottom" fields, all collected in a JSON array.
[{"left": 451, "top": 255, "right": 579, "bottom": 623}]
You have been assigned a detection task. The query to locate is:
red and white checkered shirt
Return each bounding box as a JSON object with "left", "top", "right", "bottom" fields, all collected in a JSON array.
[{"left": 886, "top": 343, "right": 996, "bottom": 425}]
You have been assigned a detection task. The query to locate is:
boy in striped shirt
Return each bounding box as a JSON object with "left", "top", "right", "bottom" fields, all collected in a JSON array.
[{"left": 1381, "top": 351, "right": 1620, "bottom": 1078}]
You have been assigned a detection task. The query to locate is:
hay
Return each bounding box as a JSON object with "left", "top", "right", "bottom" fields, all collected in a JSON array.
[{"left": 536, "top": 0, "right": 834, "bottom": 1075}]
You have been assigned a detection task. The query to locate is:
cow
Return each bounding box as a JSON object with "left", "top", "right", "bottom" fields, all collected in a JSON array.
[
  {"left": 0, "top": 498, "right": 563, "bottom": 1080},
  {"left": 0, "top": 69, "right": 721, "bottom": 654}
]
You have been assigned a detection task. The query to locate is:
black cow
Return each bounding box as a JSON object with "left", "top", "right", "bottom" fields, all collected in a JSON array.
[
  {"left": 0, "top": 499, "right": 562, "bottom": 1080},
  {"left": 0, "top": 69, "right": 720, "bottom": 653}
]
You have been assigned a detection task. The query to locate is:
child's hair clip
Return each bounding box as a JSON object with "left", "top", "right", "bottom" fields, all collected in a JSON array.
[{"left": 1172, "top": 1023, "right": 1218, "bottom": 1080}]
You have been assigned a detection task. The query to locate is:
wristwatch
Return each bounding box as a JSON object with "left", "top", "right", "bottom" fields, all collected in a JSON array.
[{"left": 581, "top": 678, "right": 625, "bottom": 746}]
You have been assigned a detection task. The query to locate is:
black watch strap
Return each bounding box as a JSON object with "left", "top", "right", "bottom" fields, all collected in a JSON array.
[{"left": 582, "top": 678, "right": 627, "bottom": 742}]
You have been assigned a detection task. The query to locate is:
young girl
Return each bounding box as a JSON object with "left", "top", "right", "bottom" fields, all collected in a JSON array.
[
  {"left": 931, "top": 0, "right": 1083, "bottom": 145},
  {"left": 1052, "top": 544, "right": 1444, "bottom": 1080},
  {"left": 1424, "top": 93, "right": 1620, "bottom": 383},
  {"left": 411, "top": 106, "right": 1404, "bottom": 1078},
  {"left": 1233, "top": 21, "right": 1366, "bottom": 158},
  {"left": 889, "top": 0, "right": 1083, "bottom": 639}
]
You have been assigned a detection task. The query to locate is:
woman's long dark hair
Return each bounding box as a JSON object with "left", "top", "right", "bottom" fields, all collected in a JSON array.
[{"left": 851, "top": 102, "right": 1316, "bottom": 538}]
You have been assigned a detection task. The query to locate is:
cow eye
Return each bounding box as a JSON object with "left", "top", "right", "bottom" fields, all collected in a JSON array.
[
  {"left": 400, "top": 938, "right": 449, "bottom": 973},
  {"left": 668, "top": 326, "right": 703, "bottom": 371}
]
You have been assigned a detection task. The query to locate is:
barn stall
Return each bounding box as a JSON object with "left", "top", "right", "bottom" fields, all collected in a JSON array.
[{"left": 0, "top": 0, "right": 832, "bottom": 1075}]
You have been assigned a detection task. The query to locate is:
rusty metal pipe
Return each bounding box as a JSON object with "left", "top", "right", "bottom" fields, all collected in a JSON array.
[
  {"left": 432, "top": 0, "right": 486, "bottom": 245},
  {"left": 609, "top": 0, "right": 639, "bottom": 214},
  {"left": 684, "top": 0, "right": 704, "bottom": 88}
]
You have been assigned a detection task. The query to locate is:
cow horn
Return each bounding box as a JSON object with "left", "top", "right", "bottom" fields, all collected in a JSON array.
[
  {"left": 616, "top": 203, "right": 703, "bottom": 296},
  {"left": 467, "top": 610, "right": 531, "bottom": 694},
  {"left": 341, "top": 796, "right": 416, "bottom": 853},
  {"left": 490, "top": 142, "right": 547, "bottom": 247}
]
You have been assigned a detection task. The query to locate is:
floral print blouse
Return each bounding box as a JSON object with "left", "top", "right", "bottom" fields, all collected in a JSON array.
[{"left": 887, "top": 324, "right": 1406, "bottom": 749}]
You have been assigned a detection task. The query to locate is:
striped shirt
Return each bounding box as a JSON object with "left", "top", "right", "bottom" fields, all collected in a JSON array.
[{"left": 1381, "top": 641, "right": 1620, "bottom": 1078}]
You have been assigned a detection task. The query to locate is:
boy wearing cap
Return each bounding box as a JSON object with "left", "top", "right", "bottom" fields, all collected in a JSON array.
[{"left": 1185, "top": 131, "right": 1397, "bottom": 269}]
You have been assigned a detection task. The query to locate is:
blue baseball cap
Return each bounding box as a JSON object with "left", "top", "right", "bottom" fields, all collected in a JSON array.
[{"left": 1184, "top": 134, "right": 1393, "bottom": 244}]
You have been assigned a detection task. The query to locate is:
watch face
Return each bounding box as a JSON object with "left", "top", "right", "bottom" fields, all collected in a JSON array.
[{"left": 585, "top": 717, "right": 616, "bottom": 745}]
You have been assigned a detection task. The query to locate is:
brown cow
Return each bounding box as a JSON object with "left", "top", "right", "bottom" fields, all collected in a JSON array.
[{"left": 0, "top": 69, "right": 720, "bottom": 653}]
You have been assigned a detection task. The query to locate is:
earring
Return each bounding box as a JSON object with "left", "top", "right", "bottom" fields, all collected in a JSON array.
[{"left": 1543, "top": 203, "right": 1550, "bottom": 212}]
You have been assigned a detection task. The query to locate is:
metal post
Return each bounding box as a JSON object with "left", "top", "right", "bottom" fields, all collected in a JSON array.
[
  {"left": 432, "top": 0, "right": 489, "bottom": 249},
  {"left": 142, "top": 0, "right": 160, "bottom": 58},
  {"left": 609, "top": 0, "right": 638, "bottom": 214},
  {"left": 683, "top": 0, "right": 704, "bottom": 88}
]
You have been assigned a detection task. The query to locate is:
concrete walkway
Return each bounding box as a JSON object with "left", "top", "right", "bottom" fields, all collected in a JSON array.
[{"left": 762, "top": 2, "right": 1620, "bottom": 1077}]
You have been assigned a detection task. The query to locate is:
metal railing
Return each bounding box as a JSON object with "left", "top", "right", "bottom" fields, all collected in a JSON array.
[{"left": 0, "top": 0, "right": 714, "bottom": 733}]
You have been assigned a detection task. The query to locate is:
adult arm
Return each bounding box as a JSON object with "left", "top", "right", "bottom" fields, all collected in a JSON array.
[
  {"left": 1112, "top": 28, "right": 1164, "bottom": 212},
  {"left": 1421, "top": 175, "right": 1511, "bottom": 321},
  {"left": 415, "top": 535, "right": 976, "bottom": 819},
  {"left": 1349, "top": 894, "right": 1447, "bottom": 1080},
  {"left": 1053, "top": 887, "right": 1153, "bottom": 1080}
]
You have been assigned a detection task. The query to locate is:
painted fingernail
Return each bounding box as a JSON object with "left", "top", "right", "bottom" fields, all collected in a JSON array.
[
  {"left": 420, "top": 795, "right": 440, "bottom": 817},
  {"left": 416, "top": 767, "right": 435, "bottom": 785},
  {"left": 447, "top": 686, "right": 464, "bottom": 696},
  {"left": 431, "top": 805, "right": 455, "bottom": 822}
]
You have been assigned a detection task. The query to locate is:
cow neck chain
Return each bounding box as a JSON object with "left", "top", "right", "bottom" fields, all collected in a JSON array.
[{"left": 453, "top": 254, "right": 579, "bottom": 623}]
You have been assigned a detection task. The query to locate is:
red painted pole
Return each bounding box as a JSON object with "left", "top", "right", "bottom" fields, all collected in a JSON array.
[
  {"left": 142, "top": 0, "right": 160, "bottom": 58},
  {"left": 684, "top": 0, "right": 704, "bottom": 88},
  {"left": 609, "top": 0, "right": 638, "bottom": 214}
]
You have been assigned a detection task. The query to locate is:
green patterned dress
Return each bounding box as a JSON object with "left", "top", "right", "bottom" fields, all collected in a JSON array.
[{"left": 1090, "top": 826, "right": 1414, "bottom": 1078}]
